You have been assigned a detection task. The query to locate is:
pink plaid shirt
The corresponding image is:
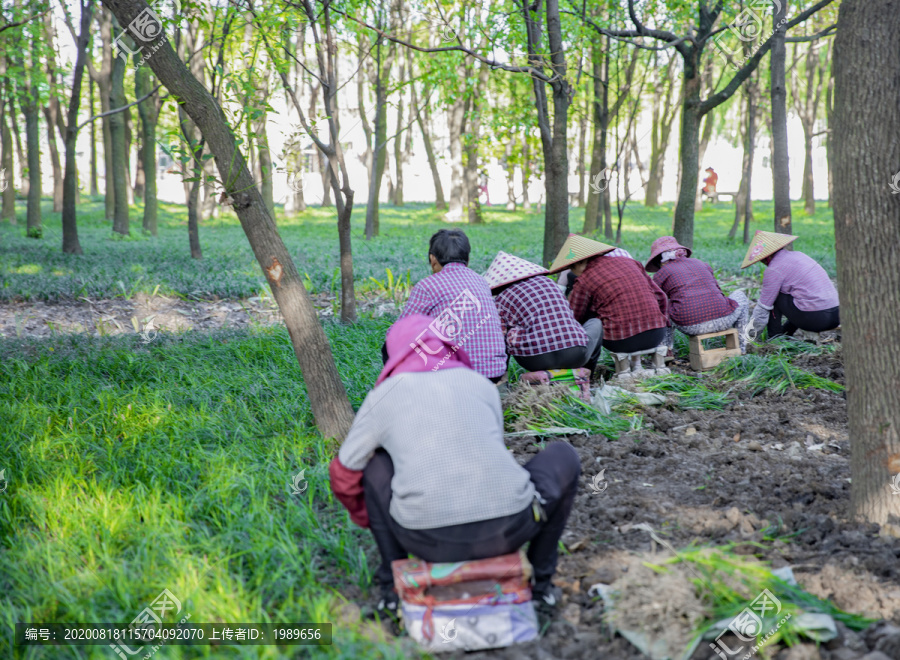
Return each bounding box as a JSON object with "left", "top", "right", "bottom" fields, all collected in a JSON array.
[
  {"left": 398, "top": 263, "right": 507, "bottom": 379},
  {"left": 494, "top": 276, "right": 590, "bottom": 356}
]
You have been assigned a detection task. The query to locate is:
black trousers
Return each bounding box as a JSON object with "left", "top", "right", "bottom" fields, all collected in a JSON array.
[
  {"left": 602, "top": 326, "right": 667, "bottom": 354},
  {"left": 767, "top": 293, "right": 840, "bottom": 338},
  {"left": 363, "top": 442, "right": 581, "bottom": 593},
  {"left": 514, "top": 345, "right": 590, "bottom": 371}
]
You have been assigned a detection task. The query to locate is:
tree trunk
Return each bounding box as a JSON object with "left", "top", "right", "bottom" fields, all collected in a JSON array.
[
  {"left": 365, "top": 35, "right": 390, "bottom": 238},
  {"left": 8, "top": 93, "right": 28, "bottom": 195},
  {"left": 391, "top": 59, "right": 405, "bottom": 207},
  {"left": 62, "top": 0, "right": 94, "bottom": 255},
  {"left": 446, "top": 95, "right": 467, "bottom": 222},
  {"left": 583, "top": 33, "right": 609, "bottom": 237},
  {"left": 770, "top": 0, "right": 792, "bottom": 235},
  {"left": 109, "top": 52, "right": 129, "bottom": 235},
  {"left": 576, "top": 92, "right": 587, "bottom": 207},
  {"left": 465, "top": 60, "right": 489, "bottom": 224},
  {"left": 693, "top": 109, "right": 715, "bottom": 213},
  {"left": 0, "top": 79, "right": 15, "bottom": 224},
  {"left": 91, "top": 7, "right": 116, "bottom": 220},
  {"left": 23, "top": 32, "right": 42, "bottom": 239},
  {"left": 672, "top": 51, "right": 702, "bottom": 248},
  {"left": 43, "top": 10, "right": 65, "bottom": 213},
  {"left": 832, "top": 0, "right": 900, "bottom": 532},
  {"left": 102, "top": 0, "right": 355, "bottom": 439},
  {"left": 89, "top": 78, "right": 98, "bottom": 196},
  {"left": 503, "top": 137, "right": 516, "bottom": 210},
  {"left": 824, "top": 64, "right": 834, "bottom": 208},
  {"left": 414, "top": 84, "right": 446, "bottom": 209},
  {"left": 136, "top": 62, "right": 158, "bottom": 235},
  {"left": 536, "top": 0, "right": 570, "bottom": 265},
  {"left": 731, "top": 71, "right": 757, "bottom": 241},
  {"left": 255, "top": 76, "right": 275, "bottom": 220},
  {"left": 521, "top": 133, "right": 531, "bottom": 210}
]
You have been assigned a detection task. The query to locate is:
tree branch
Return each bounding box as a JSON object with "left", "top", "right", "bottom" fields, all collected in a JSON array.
[
  {"left": 76, "top": 83, "right": 161, "bottom": 131},
  {"left": 0, "top": 7, "right": 51, "bottom": 34},
  {"left": 786, "top": 24, "right": 836, "bottom": 43}
]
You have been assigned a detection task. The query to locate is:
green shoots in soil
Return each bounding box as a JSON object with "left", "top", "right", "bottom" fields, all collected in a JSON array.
[
  {"left": 715, "top": 354, "right": 844, "bottom": 396},
  {"left": 642, "top": 374, "right": 732, "bottom": 410}
]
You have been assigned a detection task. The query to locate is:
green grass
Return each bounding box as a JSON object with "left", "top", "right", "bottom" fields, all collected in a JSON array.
[
  {"left": 0, "top": 317, "right": 413, "bottom": 659},
  {"left": 0, "top": 196, "right": 837, "bottom": 302},
  {"left": 714, "top": 354, "right": 844, "bottom": 396},
  {"left": 642, "top": 374, "right": 733, "bottom": 410}
]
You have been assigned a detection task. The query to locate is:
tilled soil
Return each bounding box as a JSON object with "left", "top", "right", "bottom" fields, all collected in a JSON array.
[{"left": 458, "top": 352, "right": 900, "bottom": 660}]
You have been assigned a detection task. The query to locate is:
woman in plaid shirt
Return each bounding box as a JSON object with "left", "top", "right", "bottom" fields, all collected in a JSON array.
[
  {"left": 549, "top": 235, "right": 669, "bottom": 356},
  {"left": 484, "top": 252, "right": 603, "bottom": 373},
  {"left": 645, "top": 236, "right": 750, "bottom": 352}
]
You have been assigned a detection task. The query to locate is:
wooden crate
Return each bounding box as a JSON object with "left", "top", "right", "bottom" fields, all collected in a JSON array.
[{"left": 689, "top": 329, "right": 741, "bottom": 371}]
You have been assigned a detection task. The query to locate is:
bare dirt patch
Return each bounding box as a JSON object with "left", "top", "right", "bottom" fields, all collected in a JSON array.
[{"left": 457, "top": 352, "right": 900, "bottom": 660}]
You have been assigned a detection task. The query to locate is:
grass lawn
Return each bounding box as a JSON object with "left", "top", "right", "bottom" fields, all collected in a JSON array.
[
  {"left": 0, "top": 319, "right": 416, "bottom": 658},
  {"left": 0, "top": 196, "right": 837, "bottom": 302}
]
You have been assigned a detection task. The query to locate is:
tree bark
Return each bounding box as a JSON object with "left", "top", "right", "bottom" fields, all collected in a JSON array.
[
  {"left": 672, "top": 53, "right": 701, "bottom": 247},
  {"left": 255, "top": 75, "right": 275, "bottom": 220},
  {"left": 730, "top": 71, "right": 757, "bottom": 242},
  {"left": 109, "top": 50, "right": 129, "bottom": 235},
  {"left": 446, "top": 95, "right": 467, "bottom": 222},
  {"left": 412, "top": 82, "right": 446, "bottom": 209},
  {"left": 391, "top": 57, "right": 406, "bottom": 207},
  {"left": 465, "top": 58, "right": 489, "bottom": 224},
  {"left": 61, "top": 0, "right": 94, "bottom": 255},
  {"left": 23, "top": 17, "right": 42, "bottom": 239},
  {"left": 832, "top": 0, "right": 900, "bottom": 532},
  {"left": 102, "top": 0, "right": 355, "bottom": 439},
  {"left": 8, "top": 93, "right": 28, "bottom": 196},
  {"left": 583, "top": 34, "right": 606, "bottom": 234},
  {"left": 135, "top": 61, "right": 158, "bottom": 235},
  {"left": 89, "top": 77, "right": 99, "bottom": 195},
  {"left": 824, "top": 57, "right": 834, "bottom": 208},
  {"left": 645, "top": 55, "right": 678, "bottom": 208},
  {"left": 43, "top": 10, "right": 65, "bottom": 213},
  {"left": 88, "top": 6, "right": 116, "bottom": 220},
  {"left": 771, "top": 0, "right": 793, "bottom": 235},
  {"left": 0, "top": 69, "right": 16, "bottom": 224}
]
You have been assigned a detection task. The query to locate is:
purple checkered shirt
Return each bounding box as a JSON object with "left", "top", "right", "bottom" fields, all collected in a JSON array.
[
  {"left": 653, "top": 257, "right": 738, "bottom": 326},
  {"left": 495, "top": 276, "right": 590, "bottom": 357},
  {"left": 398, "top": 263, "right": 507, "bottom": 379}
]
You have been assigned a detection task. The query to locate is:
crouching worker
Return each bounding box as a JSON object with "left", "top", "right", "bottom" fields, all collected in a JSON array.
[
  {"left": 645, "top": 236, "right": 749, "bottom": 352},
  {"left": 550, "top": 234, "right": 669, "bottom": 358},
  {"left": 742, "top": 231, "right": 840, "bottom": 339},
  {"left": 330, "top": 315, "right": 580, "bottom": 619},
  {"left": 390, "top": 229, "right": 507, "bottom": 382},
  {"left": 484, "top": 251, "right": 603, "bottom": 373}
]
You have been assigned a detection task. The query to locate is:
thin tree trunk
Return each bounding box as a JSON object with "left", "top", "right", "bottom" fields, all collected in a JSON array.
[
  {"left": 0, "top": 73, "right": 16, "bottom": 224},
  {"left": 503, "top": 137, "right": 516, "bottom": 210},
  {"left": 731, "top": 69, "right": 757, "bottom": 241},
  {"left": 576, "top": 91, "right": 587, "bottom": 207},
  {"left": 8, "top": 93, "right": 28, "bottom": 195},
  {"left": 693, "top": 108, "right": 715, "bottom": 213},
  {"left": 466, "top": 58, "right": 489, "bottom": 224},
  {"left": 832, "top": 0, "right": 900, "bottom": 532},
  {"left": 109, "top": 51, "right": 129, "bottom": 235},
  {"left": 672, "top": 58, "right": 702, "bottom": 248},
  {"left": 583, "top": 33, "right": 607, "bottom": 235},
  {"left": 62, "top": 0, "right": 94, "bottom": 255},
  {"left": 90, "top": 7, "right": 116, "bottom": 220},
  {"left": 136, "top": 62, "right": 158, "bottom": 235},
  {"left": 255, "top": 76, "right": 275, "bottom": 220},
  {"left": 824, "top": 62, "right": 834, "bottom": 208},
  {"left": 391, "top": 58, "right": 405, "bottom": 206},
  {"left": 771, "top": 0, "right": 792, "bottom": 235},
  {"left": 446, "top": 95, "right": 467, "bottom": 222},
  {"left": 89, "top": 77, "right": 98, "bottom": 195},
  {"left": 413, "top": 84, "right": 445, "bottom": 209},
  {"left": 23, "top": 24, "right": 42, "bottom": 238},
  {"left": 104, "top": 0, "right": 355, "bottom": 439}
]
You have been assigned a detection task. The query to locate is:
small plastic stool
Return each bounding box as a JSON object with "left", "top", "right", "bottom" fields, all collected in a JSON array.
[{"left": 520, "top": 367, "right": 591, "bottom": 402}]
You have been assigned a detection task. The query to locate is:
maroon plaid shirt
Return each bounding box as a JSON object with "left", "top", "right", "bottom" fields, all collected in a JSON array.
[
  {"left": 652, "top": 257, "right": 738, "bottom": 326},
  {"left": 398, "top": 263, "right": 507, "bottom": 379},
  {"left": 494, "top": 276, "right": 590, "bottom": 357},
  {"left": 569, "top": 257, "right": 668, "bottom": 341}
]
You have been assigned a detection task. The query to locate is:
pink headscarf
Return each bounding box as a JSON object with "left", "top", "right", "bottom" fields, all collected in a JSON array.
[{"left": 376, "top": 314, "right": 474, "bottom": 386}]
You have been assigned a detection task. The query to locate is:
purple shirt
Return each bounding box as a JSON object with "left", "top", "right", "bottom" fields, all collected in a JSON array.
[
  {"left": 398, "top": 263, "right": 507, "bottom": 379},
  {"left": 494, "top": 276, "right": 590, "bottom": 356},
  {"left": 653, "top": 257, "right": 738, "bottom": 326},
  {"left": 758, "top": 250, "right": 839, "bottom": 312}
]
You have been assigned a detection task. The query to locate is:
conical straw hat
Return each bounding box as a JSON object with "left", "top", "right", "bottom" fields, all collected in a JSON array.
[
  {"left": 483, "top": 251, "right": 548, "bottom": 290},
  {"left": 547, "top": 234, "right": 616, "bottom": 273},
  {"left": 741, "top": 230, "right": 798, "bottom": 268}
]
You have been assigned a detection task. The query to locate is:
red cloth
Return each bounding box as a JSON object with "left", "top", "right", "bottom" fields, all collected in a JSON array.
[
  {"left": 702, "top": 171, "right": 718, "bottom": 193},
  {"left": 329, "top": 455, "right": 369, "bottom": 528},
  {"left": 377, "top": 314, "right": 473, "bottom": 386},
  {"left": 569, "top": 257, "right": 668, "bottom": 341},
  {"left": 652, "top": 257, "right": 738, "bottom": 326}
]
